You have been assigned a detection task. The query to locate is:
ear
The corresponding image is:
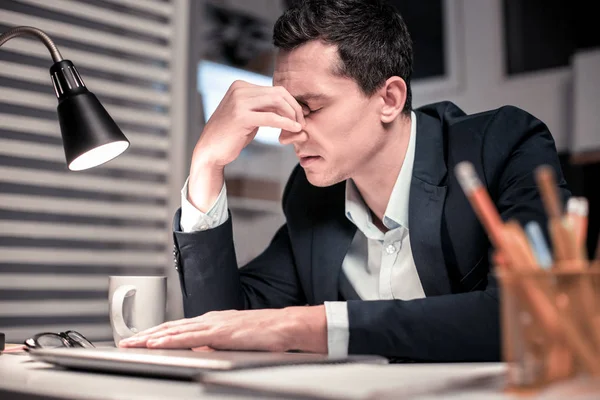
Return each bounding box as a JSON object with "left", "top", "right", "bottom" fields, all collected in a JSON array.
[{"left": 379, "top": 77, "right": 407, "bottom": 124}]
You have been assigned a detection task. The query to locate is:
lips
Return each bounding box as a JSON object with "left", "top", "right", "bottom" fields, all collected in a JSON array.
[{"left": 298, "top": 155, "right": 321, "bottom": 167}]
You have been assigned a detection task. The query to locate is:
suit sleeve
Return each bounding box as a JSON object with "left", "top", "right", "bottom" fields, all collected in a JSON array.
[
  {"left": 173, "top": 167, "right": 307, "bottom": 318},
  {"left": 345, "top": 106, "right": 571, "bottom": 361}
]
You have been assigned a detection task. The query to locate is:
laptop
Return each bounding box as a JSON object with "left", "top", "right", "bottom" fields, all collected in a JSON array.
[{"left": 28, "top": 347, "right": 389, "bottom": 379}]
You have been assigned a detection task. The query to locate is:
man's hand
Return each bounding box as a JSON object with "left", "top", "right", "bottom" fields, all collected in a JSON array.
[
  {"left": 118, "top": 306, "right": 327, "bottom": 353},
  {"left": 188, "top": 80, "right": 306, "bottom": 212}
]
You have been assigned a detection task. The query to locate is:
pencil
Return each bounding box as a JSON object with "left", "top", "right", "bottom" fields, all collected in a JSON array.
[
  {"left": 535, "top": 168, "right": 600, "bottom": 374},
  {"left": 455, "top": 162, "right": 505, "bottom": 249},
  {"left": 567, "top": 197, "right": 589, "bottom": 257},
  {"left": 500, "top": 237, "right": 599, "bottom": 376},
  {"left": 535, "top": 166, "right": 579, "bottom": 262},
  {"left": 535, "top": 165, "right": 563, "bottom": 219},
  {"left": 456, "top": 162, "right": 600, "bottom": 376},
  {"left": 576, "top": 198, "right": 588, "bottom": 254},
  {"left": 502, "top": 222, "right": 571, "bottom": 380},
  {"left": 503, "top": 221, "right": 539, "bottom": 269}
]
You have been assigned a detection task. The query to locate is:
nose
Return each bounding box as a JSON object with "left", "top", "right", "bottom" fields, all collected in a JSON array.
[{"left": 279, "top": 127, "right": 308, "bottom": 146}]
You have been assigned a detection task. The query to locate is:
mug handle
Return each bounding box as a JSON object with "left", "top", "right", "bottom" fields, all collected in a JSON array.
[{"left": 111, "top": 285, "right": 138, "bottom": 340}]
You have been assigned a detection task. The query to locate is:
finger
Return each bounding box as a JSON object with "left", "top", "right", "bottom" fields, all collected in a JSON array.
[
  {"left": 119, "top": 330, "right": 168, "bottom": 348},
  {"left": 227, "top": 80, "right": 254, "bottom": 92},
  {"left": 192, "top": 346, "right": 214, "bottom": 352},
  {"left": 235, "top": 86, "right": 305, "bottom": 127},
  {"left": 133, "top": 322, "right": 174, "bottom": 337},
  {"left": 120, "top": 318, "right": 197, "bottom": 343},
  {"left": 121, "top": 316, "right": 213, "bottom": 348},
  {"left": 192, "top": 346, "right": 216, "bottom": 353},
  {"left": 143, "top": 322, "right": 209, "bottom": 342},
  {"left": 127, "top": 320, "right": 179, "bottom": 338},
  {"left": 493, "top": 251, "right": 507, "bottom": 266},
  {"left": 247, "top": 93, "right": 298, "bottom": 122},
  {"left": 118, "top": 338, "right": 146, "bottom": 348},
  {"left": 146, "top": 331, "right": 213, "bottom": 349},
  {"left": 246, "top": 127, "right": 259, "bottom": 143},
  {"left": 274, "top": 86, "right": 306, "bottom": 127},
  {"left": 249, "top": 112, "right": 302, "bottom": 132}
]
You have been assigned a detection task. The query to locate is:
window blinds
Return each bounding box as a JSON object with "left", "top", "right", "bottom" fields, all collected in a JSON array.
[{"left": 0, "top": 0, "right": 182, "bottom": 343}]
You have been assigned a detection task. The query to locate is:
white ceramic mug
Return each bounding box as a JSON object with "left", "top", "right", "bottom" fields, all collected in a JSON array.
[{"left": 108, "top": 276, "right": 167, "bottom": 346}]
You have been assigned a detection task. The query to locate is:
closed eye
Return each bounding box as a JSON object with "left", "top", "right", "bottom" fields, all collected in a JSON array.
[{"left": 300, "top": 103, "right": 321, "bottom": 116}]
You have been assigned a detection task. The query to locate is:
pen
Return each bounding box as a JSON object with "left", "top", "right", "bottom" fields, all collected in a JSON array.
[{"left": 524, "top": 221, "right": 553, "bottom": 270}]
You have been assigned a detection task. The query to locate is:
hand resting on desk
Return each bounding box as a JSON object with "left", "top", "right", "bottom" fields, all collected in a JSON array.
[{"left": 118, "top": 306, "right": 327, "bottom": 353}]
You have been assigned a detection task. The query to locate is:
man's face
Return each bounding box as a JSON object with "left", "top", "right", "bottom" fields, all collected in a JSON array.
[{"left": 273, "top": 41, "right": 385, "bottom": 187}]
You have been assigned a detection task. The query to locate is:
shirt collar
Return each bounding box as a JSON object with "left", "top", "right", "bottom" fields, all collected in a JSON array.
[{"left": 345, "top": 111, "right": 417, "bottom": 234}]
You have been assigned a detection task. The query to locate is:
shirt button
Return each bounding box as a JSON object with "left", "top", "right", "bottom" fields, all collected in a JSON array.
[{"left": 385, "top": 244, "right": 396, "bottom": 254}]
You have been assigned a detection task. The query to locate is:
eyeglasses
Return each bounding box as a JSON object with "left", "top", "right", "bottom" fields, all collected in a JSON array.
[{"left": 24, "top": 330, "right": 95, "bottom": 350}]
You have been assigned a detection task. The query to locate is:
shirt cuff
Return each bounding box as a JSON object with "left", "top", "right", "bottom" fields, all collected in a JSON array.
[
  {"left": 324, "top": 301, "right": 349, "bottom": 357},
  {"left": 180, "top": 176, "right": 229, "bottom": 233}
]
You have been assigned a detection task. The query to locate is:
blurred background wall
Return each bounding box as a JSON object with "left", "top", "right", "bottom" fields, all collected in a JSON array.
[{"left": 0, "top": 0, "right": 598, "bottom": 343}]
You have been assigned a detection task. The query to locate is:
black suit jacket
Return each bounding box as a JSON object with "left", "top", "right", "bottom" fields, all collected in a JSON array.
[{"left": 172, "top": 101, "right": 570, "bottom": 362}]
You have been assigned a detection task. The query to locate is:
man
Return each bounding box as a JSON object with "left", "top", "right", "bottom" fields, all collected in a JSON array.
[{"left": 120, "top": 0, "right": 569, "bottom": 361}]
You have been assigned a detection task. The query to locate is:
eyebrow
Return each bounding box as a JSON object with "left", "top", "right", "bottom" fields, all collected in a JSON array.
[{"left": 294, "top": 93, "right": 327, "bottom": 104}]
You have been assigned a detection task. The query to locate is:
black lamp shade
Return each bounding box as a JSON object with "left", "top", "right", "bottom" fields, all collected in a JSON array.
[
  {"left": 57, "top": 92, "right": 129, "bottom": 170},
  {"left": 50, "top": 60, "right": 129, "bottom": 171}
]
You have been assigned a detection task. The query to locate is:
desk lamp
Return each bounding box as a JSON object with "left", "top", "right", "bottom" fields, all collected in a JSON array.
[
  {"left": 0, "top": 26, "right": 130, "bottom": 344},
  {"left": 0, "top": 26, "right": 130, "bottom": 170}
]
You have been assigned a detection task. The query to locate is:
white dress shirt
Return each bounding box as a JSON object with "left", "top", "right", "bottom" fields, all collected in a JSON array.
[
  {"left": 324, "top": 111, "right": 424, "bottom": 356},
  {"left": 179, "top": 111, "right": 425, "bottom": 357}
]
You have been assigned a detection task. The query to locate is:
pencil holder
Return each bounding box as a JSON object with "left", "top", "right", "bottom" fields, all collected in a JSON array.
[{"left": 497, "top": 267, "right": 600, "bottom": 392}]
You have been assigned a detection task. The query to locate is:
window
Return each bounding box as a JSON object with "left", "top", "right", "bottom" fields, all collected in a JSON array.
[
  {"left": 504, "top": 0, "right": 599, "bottom": 75},
  {"left": 389, "top": 0, "right": 446, "bottom": 80}
]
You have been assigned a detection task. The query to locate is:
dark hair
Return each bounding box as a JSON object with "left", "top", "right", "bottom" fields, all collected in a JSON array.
[{"left": 274, "top": 0, "right": 413, "bottom": 113}]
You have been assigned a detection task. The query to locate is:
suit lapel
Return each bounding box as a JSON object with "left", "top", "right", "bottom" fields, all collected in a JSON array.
[
  {"left": 310, "top": 183, "right": 357, "bottom": 304},
  {"left": 409, "top": 111, "right": 452, "bottom": 296},
  {"left": 309, "top": 108, "right": 454, "bottom": 301}
]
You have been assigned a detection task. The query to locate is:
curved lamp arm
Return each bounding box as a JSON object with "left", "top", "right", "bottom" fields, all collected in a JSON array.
[
  {"left": 0, "top": 26, "right": 63, "bottom": 62},
  {"left": 0, "top": 26, "right": 129, "bottom": 170}
]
